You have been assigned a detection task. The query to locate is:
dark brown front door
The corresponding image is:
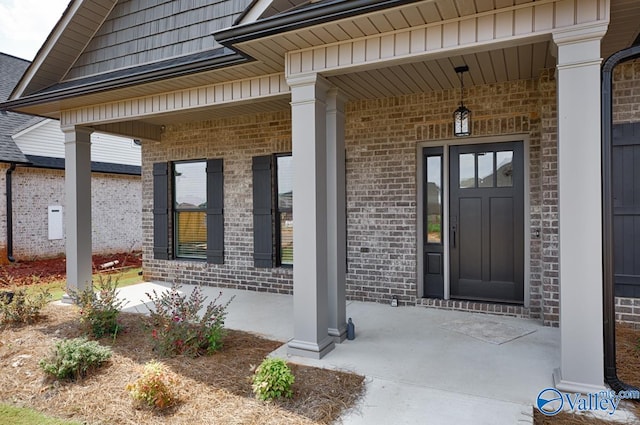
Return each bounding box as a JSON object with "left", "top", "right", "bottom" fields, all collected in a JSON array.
[{"left": 449, "top": 142, "right": 524, "bottom": 303}]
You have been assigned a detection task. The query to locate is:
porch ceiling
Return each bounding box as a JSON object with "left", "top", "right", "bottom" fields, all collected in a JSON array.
[
  {"left": 230, "top": 0, "right": 638, "bottom": 98},
  {"left": 326, "top": 40, "right": 555, "bottom": 99},
  {"left": 239, "top": 0, "right": 638, "bottom": 64}
]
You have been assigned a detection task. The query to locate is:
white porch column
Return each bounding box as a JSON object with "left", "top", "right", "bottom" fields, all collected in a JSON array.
[
  {"left": 287, "top": 73, "right": 335, "bottom": 358},
  {"left": 326, "top": 88, "right": 347, "bottom": 343},
  {"left": 62, "top": 126, "right": 93, "bottom": 301},
  {"left": 552, "top": 25, "right": 608, "bottom": 393}
]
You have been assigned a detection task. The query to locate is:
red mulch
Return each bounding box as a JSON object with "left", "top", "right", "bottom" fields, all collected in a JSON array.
[{"left": 0, "top": 251, "right": 142, "bottom": 288}]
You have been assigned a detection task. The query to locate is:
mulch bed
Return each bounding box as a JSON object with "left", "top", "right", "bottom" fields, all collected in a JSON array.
[
  {"left": 0, "top": 252, "right": 142, "bottom": 288},
  {"left": 0, "top": 304, "right": 364, "bottom": 424},
  {"left": 534, "top": 324, "right": 640, "bottom": 425}
]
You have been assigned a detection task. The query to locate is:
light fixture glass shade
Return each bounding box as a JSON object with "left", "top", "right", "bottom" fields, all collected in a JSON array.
[{"left": 454, "top": 105, "right": 471, "bottom": 137}]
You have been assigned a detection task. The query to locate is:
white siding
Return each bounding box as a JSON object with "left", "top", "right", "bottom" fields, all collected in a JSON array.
[{"left": 13, "top": 119, "right": 141, "bottom": 166}]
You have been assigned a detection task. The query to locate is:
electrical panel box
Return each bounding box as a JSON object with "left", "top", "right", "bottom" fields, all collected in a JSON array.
[{"left": 48, "top": 206, "right": 63, "bottom": 240}]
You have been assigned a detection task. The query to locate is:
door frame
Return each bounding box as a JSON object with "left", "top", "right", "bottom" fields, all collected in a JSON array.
[{"left": 416, "top": 134, "right": 531, "bottom": 307}]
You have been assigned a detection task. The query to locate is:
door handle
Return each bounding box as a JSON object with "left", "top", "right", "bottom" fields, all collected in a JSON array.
[{"left": 451, "top": 224, "right": 457, "bottom": 249}]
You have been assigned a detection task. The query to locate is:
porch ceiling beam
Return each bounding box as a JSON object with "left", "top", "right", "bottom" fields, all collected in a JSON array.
[
  {"left": 60, "top": 73, "right": 289, "bottom": 128},
  {"left": 92, "top": 122, "right": 162, "bottom": 142},
  {"left": 285, "top": 0, "right": 609, "bottom": 78}
]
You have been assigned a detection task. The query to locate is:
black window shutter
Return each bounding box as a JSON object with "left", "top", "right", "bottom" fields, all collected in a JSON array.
[
  {"left": 153, "top": 162, "right": 170, "bottom": 260},
  {"left": 207, "top": 158, "right": 224, "bottom": 264},
  {"left": 252, "top": 155, "right": 274, "bottom": 268}
]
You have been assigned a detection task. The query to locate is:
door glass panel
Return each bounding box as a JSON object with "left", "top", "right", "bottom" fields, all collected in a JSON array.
[
  {"left": 496, "top": 151, "right": 514, "bottom": 187},
  {"left": 426, "top": 155, "right": 442, "bottom": 244},
  {"left": 459, "top": 153, "right": 475, "bottom": 188},
  {"left": 477, "top": 152, "right": 494, "bottom": 188}
]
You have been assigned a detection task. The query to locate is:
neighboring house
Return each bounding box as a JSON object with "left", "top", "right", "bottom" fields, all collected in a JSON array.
[
  {"left": 1, "top": 0, "right": 639, "bottom": 394},
  {"left": 0, "top": 52, "right": 142, "bottom": 263}
]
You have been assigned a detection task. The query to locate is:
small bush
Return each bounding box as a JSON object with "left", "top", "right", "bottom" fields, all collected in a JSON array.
[
  {"left": 146, "top": 283, "right": 234, "bottom": 357},
  {"left": 126, "top": 360, "right": 179, "bottom": 410},
  {"left": 252, "top": 357, "right": 295, "bottom": 401},
  {"left": 0, "top": 287, "right": 51, "bottom": 325},
  {"left": 69, "top": 274, "right": 127, "bottom": 338},
  {"left": 39, "top": 337, "right": 112, "bottom": 380}
]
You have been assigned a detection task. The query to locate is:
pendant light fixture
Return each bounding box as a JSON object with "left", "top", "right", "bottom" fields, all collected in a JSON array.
[{"left": 453, "top": 65, "right": 471, "bottom": 137}]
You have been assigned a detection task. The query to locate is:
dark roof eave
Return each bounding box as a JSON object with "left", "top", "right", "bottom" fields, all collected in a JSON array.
[
  {"left": 215, "top": 0, "right": 419, "bottom": 47},
  {"left": 1, "top": 51, "right": 249, "bottom": 112},
  {"left": 24, "top": 155, "right": 141, "bottom": 175}
]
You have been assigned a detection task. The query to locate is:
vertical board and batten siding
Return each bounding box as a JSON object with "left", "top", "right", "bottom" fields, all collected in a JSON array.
[
  {"left": 67, "top": 0, "right": 253, "bottom": 79},
  {"left": 612, "top": 122, "right": 640, "bottom": 298},
  {"left": 13, "top": 119, "right": 141, "bottom": 166}
]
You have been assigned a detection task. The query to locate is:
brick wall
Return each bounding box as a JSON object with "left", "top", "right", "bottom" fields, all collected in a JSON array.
[
  {"left": 345, "top": 71, "right": 558, "bottom": 325},
  {"left": 142, "top": 112, "right": 295, "bottom": 292},
  {"left": 612, "top": 60, "right": 640, "bottom": 325},
  {"left": 0, "top": 163, "right": 7, "bottom": 264},
  {"left": 9, "top": 167, "right": 142, "bottom": 259},
  {"left": 143, "top": 72, "right": 561, "bottom": 325}
]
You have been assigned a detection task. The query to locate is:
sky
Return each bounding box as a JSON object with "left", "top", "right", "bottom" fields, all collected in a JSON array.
[{"left": 0, "top": 0, "right": 70, "bottom": 61}]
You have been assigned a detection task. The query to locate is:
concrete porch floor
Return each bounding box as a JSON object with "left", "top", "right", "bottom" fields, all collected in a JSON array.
[{"left": 117, "top": 282, "right": 559, "bottom": 425}]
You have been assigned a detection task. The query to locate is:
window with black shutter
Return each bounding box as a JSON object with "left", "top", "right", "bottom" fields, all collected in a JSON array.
[
  {"left": 153, "top": 159, "right": 224, "bottom": 263},
  {"left": 252, "top": 154, "right": 293, "bottom": 268}
]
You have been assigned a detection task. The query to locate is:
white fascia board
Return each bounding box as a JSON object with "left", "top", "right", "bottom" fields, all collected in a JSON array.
[{"left": 238, "top": 0, "right": 275, "bottom": 25}]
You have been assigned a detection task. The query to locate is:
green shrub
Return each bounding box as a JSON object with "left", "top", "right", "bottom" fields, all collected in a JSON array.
[
  {"left": 126, "top": 360, "right": 179, "bottom": 410},
  {"left": 69, "top": 274, "right": 126, "bottom": 339},
  {"left": 39, "top": 337, "right": 112, "bottom": 380},
  {"left": 252, "top": 357, "right": 295, "bottom": 401},
  {"left": 0, "top": 287, "right": 51, "bottom": 325},
  {"left": 146, "top": 283, "right": 234, "bottom": 357}
]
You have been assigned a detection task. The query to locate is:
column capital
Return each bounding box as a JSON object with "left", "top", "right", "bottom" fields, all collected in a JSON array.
[
  {"left": 286, "top": 72, "right": 331, "bottom": 90},
  {"left": 553, "top": 23, "right": 608, "bottom": 69},
  {"left": 552, "top": 23, "right": 608, "bottom": 46},
  {"left": 61, "top": 125, "right": 94, "bottom": 136},
  {"left": 326, "top": 88, "right": 347, "bottom": 115}
]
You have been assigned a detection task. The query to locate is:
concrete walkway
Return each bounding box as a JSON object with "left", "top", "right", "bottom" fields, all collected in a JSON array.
[{"left": 116, "top": 282, "right": 558, "bottom": 425}]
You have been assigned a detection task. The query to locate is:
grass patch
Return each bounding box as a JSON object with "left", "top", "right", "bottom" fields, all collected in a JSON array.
[
  {"left": 0, "top": 403, "right": 81, "bottom": 425},
  {"left": 23, "top": 268, "right": 143, "bottom": 301}
]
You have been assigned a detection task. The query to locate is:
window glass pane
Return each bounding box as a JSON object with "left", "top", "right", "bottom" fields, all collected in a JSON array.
[
  {"left": 459, "top": 153, "right": 475, "bottom": 188},
  {"left": 496, "top": 151, "right": 514, "bottom": 187},
  {"left": 277, "top": 156, "right": 293, "bottom": 211},
  {"left": 426, "top": 155, "right": 442, "bottom": 244},
  {"left": 174, "top": 161, "right": 206, "bottom": 259},
  {"left": 277, "top": 156, "right": 293, "bottom": 266},
  {"left": 174, "top": 162, "right": 207, "bottom": 208},
  {"left": 175, "top": 211, "right": 207, "bottom": 259},
  {"left": 477, "top": 152, "right": 494, "bottom": 188},
  {"left": 279, "top": 212, "right": 293, "bottom": 265}
]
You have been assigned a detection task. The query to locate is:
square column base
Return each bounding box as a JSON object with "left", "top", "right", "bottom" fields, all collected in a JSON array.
[
  {"left": 60, "top": 293, "right": 74, "bottom": 305},
  {"left": 287, "top": 337, "right": 335, "bottom": 359},
  {"left": 329, "top": 325, "right": 347, "bottom": 343},
  {"left": 553, "top": 368, "right": 606, "bottom": 394}
]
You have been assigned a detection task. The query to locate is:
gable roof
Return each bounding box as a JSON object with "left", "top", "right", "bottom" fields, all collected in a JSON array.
[
  {"left": 3, "top": 0, "right": 257, "bottom": 114},
  {"left": 10, "top": 0, "right": 119, "bottom": 100},
  {"left": 0, "top": 53, "right": 35, "bottom": 163}
]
